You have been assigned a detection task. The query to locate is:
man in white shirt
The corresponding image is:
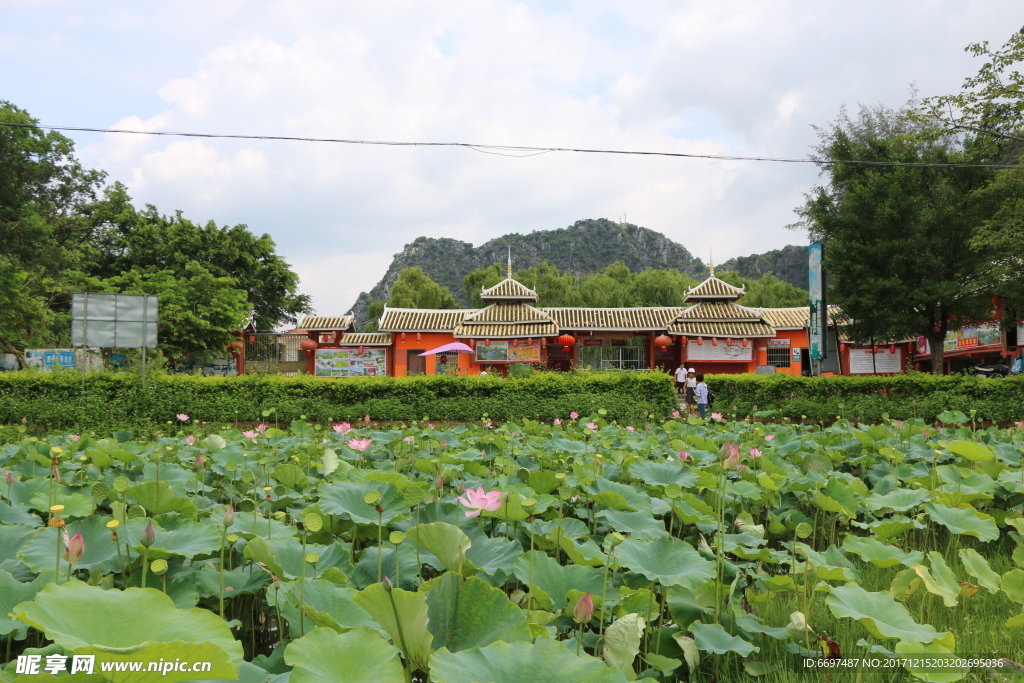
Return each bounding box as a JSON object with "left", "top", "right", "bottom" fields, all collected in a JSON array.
[{"left": 674, "top": 365, "right": 688, "bottom": 397}]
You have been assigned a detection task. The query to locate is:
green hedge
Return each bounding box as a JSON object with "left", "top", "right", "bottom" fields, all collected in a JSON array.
[
  {"left": 707, "top": 373, "right": 1024, "bottom": 423},
  {"left": 0, "top": 371, "right": 678, "bottom": 432}
]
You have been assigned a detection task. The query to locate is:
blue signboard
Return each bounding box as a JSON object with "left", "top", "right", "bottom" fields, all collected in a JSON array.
[{"left": 808, "top": 243, "right": 825, "bottom": 360}]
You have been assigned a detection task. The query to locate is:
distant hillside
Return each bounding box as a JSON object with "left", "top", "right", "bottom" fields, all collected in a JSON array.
[
  {"left": 347, "top": 218, "right": 708, "bottom": 323},
  {"left": 344, "top": 218, "right": 809, "bottom": 325},
  {"left": 719, "top": 245, "right": 808, "bottom": 290}
]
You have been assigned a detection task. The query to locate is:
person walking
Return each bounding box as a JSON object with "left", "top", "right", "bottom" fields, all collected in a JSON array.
[
  {"left": 674, "top": 364, "right": 688, "bottom": 398},
  {"left": 685, "top": 368, "right": 697, "bottom": 416},
  {"left": 694, "top": 373, "right": 709, "bottom": 420}
]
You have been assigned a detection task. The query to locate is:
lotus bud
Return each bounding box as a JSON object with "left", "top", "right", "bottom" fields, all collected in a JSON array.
[
  {"left": 5, "top": 470, "right": 12, "bottom": 485},
  {"left": 141, "top": 520, "right": 155, "bottom": 547},
  {"left": 435, "top": 475, "right": 444, "bottom": 489},
  {"left": 63, "top": 531, "right": 85, "bottom": 564},
  {"left": 194, "top": 454, "right": 205, "bottom": 469},
  {"left": 223, "top": 504, "right": 235, "bottom": 528},
  {"left": 573, "top": 592, "right": 594, "bottom": 623},
  {"left": 383, "top": 575, "right": 393, "bottom": 592}
]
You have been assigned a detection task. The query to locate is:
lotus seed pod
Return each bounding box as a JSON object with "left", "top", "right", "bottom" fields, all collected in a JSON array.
[
  {"left": 227, "top": 534, "right": 238, "bottom": 543},
  {"left": 113, "top": 476, "right": 130, "bottom": 493},
  {"left": 274, "top": 511, "right": 286, "bottom": 522},
  {"left": 304, "top": 513, "right": 323, "bottom": 532},
  {"left": 237, "top": 498, "right": 256, "bottom": 513},
  {"left": 49, "top": 504, "right": 65, "bottom": 513},
  {"left": 795, "top": 522, "right": 812, "bottom": 539},
  {"left": 274, "top": 485, "right": 287, "bottom": 496},
  {"left": 521, "top": 498, "right": 537, "bottom": 509},
  {"left": 150, "top": 559, "right": 168, "bottom": 575},
  {"left": 403, "top": 485, "right": 424, "bottom": 507},
  {"left": 241, "top": 470, "right": 255, "bottom": 483},
  {"left": 126, "top": 504, "right": 146, "bottom": 519},
  {"left": 389, "top": 531, "right": 404, "bottom": 545},
  {"left": 665, "top": 483, "right": 681, "bottom": 499},
  {"left": 306, "top": 552, "right": 319, "bottom": 564},
  {"left": 364, "top": 490, "right": 381, "bottom": 505},
  {"left": 106, "top": 520, "right": 119, "bottom": 529},
  {"left": 225, "top": 461, "right": 238, "bottom": 472},
  {"left": 517, "top": 467, "right": 531, "bottom": 481}
]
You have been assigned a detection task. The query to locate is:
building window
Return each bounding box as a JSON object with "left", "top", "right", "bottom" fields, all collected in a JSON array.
[{"left": 767, "top": 347, "right": 791, "bottom": 368}]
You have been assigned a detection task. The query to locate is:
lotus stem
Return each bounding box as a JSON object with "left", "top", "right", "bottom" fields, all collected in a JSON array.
[
  {"left": 55, "top": 525, "right": 62, "bottom": 586},
  {"left": 377, "top": 509, "right": 384, "bottom": 584},
  {"left": 219, "top": 527, "right": 227, "bottom": 619},
  {"left": 300, "top": 528, "right": 307, "bottom": 635},
  {"left": 141, "top": 552, "right": 148, "bottom": 589},
  {"left": 386, "top": 588, "right": 413, "bottom": 683}
]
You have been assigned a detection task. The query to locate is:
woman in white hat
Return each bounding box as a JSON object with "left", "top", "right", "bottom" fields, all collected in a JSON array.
[{"left": 685, "top": 368, "right": 698, "bottom": 416}]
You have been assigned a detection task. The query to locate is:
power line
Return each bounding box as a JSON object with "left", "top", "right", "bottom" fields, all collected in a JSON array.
[{"left": 0, "top": 121, "right": 1018, "bottom": 169}]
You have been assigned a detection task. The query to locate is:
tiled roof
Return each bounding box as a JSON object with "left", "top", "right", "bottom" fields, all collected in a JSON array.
[
  {"left": 297, "top": 316, "right": 355, "bottom": 331},
  {"left": 677, "top": 302, "right": 765, "bottom": 322},
  {"left": 761, "top": 307, "right": 810, "bottom": 329},
  {"left": 338, "top": 332, "right": 392, "bottom": 346},
  {"left": 480, "top": 278, "right": 538, "bottom": 301},
  {"left": 684, "top": 276, "right": 746, "bottom": 302},
  {"left": 452, "top": 322, "right": 560, "bottom": 338},
  {"left": 545, "top": 307, "right": 683, "bottom": 330},
  {"left": 378, "top": 308, "right": 472, "bottom": 331},
  {"left": 668, "top": 320, "right": 777, "bottom": 337},
  {"left": 464, "top": 303, "right": 552, "bottom": 324}
]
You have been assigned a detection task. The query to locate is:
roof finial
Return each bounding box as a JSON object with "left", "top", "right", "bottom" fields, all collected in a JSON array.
[
  {"left": 709, "top": 249, "right": 715, "bottom": 277},
  {"left": 507, "top": 247, "right": 512, "bottom": 278}
]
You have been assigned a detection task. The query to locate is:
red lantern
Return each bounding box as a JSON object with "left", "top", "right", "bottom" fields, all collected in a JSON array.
[
  {"left": 468, "top": 339, "right": 476, "bottom": 348},
  {"left": 541, "top": 338, "right": 547, "bottom": 347},
  {"left": 556, "top": 334, "right": 576, "bottom": 352},
  {"left": 512, "top": 339, "right": 519, "bottom": 348},
  {"left": 247, "top": 334, "right": 255, "bottom": 343},
  {"left": 527, "top": 338, "right": 534, "bottom": 346},
  {"left": 889, "top": 344, "right": 896, "bottom": 354},
  {"left": 840, "top": 343, "right": 848, "bottom": 354},
  {"left": 741, "top": 338, "right": 749, "bottom": 348},
  {"left": 358, "top": 346, "right": 364, "bottom": 356},
  {"left": 726, "top": 338, "right": 733, "bottom": 347},
  {"left": 299, "top": 338, "right": 318, "bottom": 352},
  {"left": 485, "top": 339, "right": 491, "bottom": 347},
  {"left": 653, "top": 334, "right": 673, "bottom": 348},
  {"left": 416, "top": 332, "right": 422, "bottom": 342},
  {"left": 711, "top": 338, "right": 718, "bottom": 347},
  {"left": 696, "top": 337, "right": 703, "bottom": 346},
  {"left": 401, "top": 332, "right": 406, "bottom": 342}
]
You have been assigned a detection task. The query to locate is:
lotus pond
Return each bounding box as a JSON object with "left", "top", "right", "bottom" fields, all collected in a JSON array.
[{"left": 1, "top": 412, "right": 1023, "bottom": 683}]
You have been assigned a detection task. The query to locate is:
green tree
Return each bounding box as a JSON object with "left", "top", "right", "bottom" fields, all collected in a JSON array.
[
  {"left": 363, "top": 299, "right": 385, "bottom": 331},
  {"left": 388, "top": 267, "right": 458, "bottom": 309},
  {"left": 792, "top": 102, "right": 1002, "bottom": 374},
  {"left": 464, "top": 264, "right": 504, "bottom": 307},
  {"left": 716, "top": 271, "right": 808, "bottom": 308},
  {"left": 628, "top": 269, "right": 695, "bottom": 306},
  {"left": 86, "top": 183, "right": 311, "bottom": 330},
  {"left": 512, "top": 261, "right": 580, "bottom": 306}
]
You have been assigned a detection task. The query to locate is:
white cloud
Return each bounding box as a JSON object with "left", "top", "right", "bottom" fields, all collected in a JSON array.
[{"left": 12, "top": 0, "right": 1021, "bottom": 313}]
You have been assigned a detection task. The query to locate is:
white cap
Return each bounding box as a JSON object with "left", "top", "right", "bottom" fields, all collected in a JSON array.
[{"left": 687, "top": 368, "right": 696, "bottom": 373}]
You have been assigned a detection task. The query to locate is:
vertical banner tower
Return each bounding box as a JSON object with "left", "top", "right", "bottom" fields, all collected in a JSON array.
[{"left": 808, "top": 243, "right": 826, "bottom": 376}]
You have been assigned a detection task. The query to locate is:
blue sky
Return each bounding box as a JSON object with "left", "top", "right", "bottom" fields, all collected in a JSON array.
[{"left": 3, "top": 1, "right": 1022, "bottom": 314}]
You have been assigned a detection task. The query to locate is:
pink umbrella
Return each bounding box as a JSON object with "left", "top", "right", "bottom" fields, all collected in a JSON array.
[{"left": 419, "top": 342, "right": 476, "bottom": 356}]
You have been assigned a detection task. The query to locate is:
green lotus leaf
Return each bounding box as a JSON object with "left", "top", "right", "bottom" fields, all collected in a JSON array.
[
  {"left": 284, "top": 627, "right": 405, "bottom": 683},
  {"left": 230, "top": 511, "right": 296, "bottom": 539},
  {"left": 465, "top": 535, "right": 523, "bottom": 575},
  {"left": 131, "top": 519, "right": 221, "bottom": 560},
  {"left": 271, "top": 463, "right": 307, "bottom": 488},
  {"left": 29, "top": 491, "right": 94, "bottom": 518},
  {"left": 420, "top": 572, "right": 532, "bottom": 652},
  {"left": 924, "top": 504, "right": 999, "bottom": 542},
  {"left": 616, "top": 538, "right": 716, "bottom": 589},
  {"left": 825, "top": 582, "right": 945, "bottom": 643},
  {"left": 629, "top": 461, "right": 699, "bottom": 487},
  {"left": 244, "top": 536, "right": 286, "bottom": 579},
  {"left": 0, "top": 524, "right": 37, "bottom": 566},
  {"left": 1002, "top": 568, "right": 1024, "bottom": 603},
  {"left": 690, "top": 622, "right": 759, "bottom": 656},
  {"left": 604, "top": 613, "right": 645, "bottom": 680},
  {"left": 429, "top": 637, "right": 629, "bottom": 683},
  {"left": 11, "top": 580, "right": 242, "bottom": 682},
  {"left": 512, "top": 551, "right": 604, "bottom": 610},
  {"left": 0, "top": 569, "right": 54, "bottom": 639},
  {"left": 270, "top": 579, "right": 380, "bottom": 638},
  {"left": 351, "top": 583, "right": 434, "bottom": 670},
  {"left": 958, "top": 548, "right": 1001, "bottom": 593},
  {"left": 589, "top": 478, "right": 655, "bottom": 511},
  {"left": 941, "top": 439, "right": 995, "bottom": 462},
  {"left": 192, "top": 567, "right": 271, "bottom": 598},
  {"left": 911, "top": 553, "right": 960, "bottom": 607},
  {"left": 405, "top": 523, "right": 475, "bottom": 574},
  {"left": 0, "top": 501, "right": 42, "bottom": 527},
  {"left": 127, "top": 481, "right": 196, "bottom": 517},
  {"left": 18, "top": 517, "right": 121, "bottom": 574},
  {"left": 318, "top": 481, "right": 407, "bottom": 525},
  {"left": 527, "top": 469, "right": 559, "bottom": 495},
  {"left": 841, "top": 536, "right": 924, "bottom": 568},
  {"left": 864, "top": 488, "right": 931, "bottom": 512},
  {"left": 893, "top": 639, "right": 968, "bottom": 683},
  {"left": 597, "top": 510, "right": 669, "bottom": 539},
  {"left": 263, "top": 538, "right": 351, "bottom": 580}
]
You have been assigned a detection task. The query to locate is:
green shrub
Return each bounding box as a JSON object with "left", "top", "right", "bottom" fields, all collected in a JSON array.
[
  {"left": 706, "top": 373, "right": 1024, "bottom": 423},
  {"left": 0, "top": 371, "right": 677, "bottom": 432}
]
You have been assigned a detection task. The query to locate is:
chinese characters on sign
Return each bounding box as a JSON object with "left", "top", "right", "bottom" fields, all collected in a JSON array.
[
  {"left": 16, "top": 654, "right": 95, "bottom": 675},
  {"left": 808, "top": 243, "right": 826, "bottom": 361},
  {"left": 848, "top": 348, "right": 902, "bottom": 374},
  {"left": 314, "top": 348, "right": 387, "bottom": 377}
]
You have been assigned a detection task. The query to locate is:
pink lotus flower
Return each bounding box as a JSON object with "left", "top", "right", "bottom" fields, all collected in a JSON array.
[
  {"left": 749, "top": 448, "right": 762, "bottom": 459},
  {"left": 585, "top": 422, "right": 598, "bottom": 431},
  {"left": 737, "top": 463, "right": 746, "bottom": 473},
  {"left": 434, "top": 475, "right": 444, "bottom": 489},
  {"left": 711, "top": 412, "right": 723, "bottom": 420},
  {"left": 242, "top": 430, "right": 257, "bottom": 439},
  {"left": 678, "top": 450, "right": 690, "bottom": 462},
  {"left": 69, "top": 434, "right": 80, "bottom": 442},
  {"left": 176, "top": 414, "right": 189, "bottom": 421},
  {"left": 63, "top": 531, "right": 85, "bottom": 564},
  {"left": 553, "top": 418, "right": 561, "bottom": 425},
  {"left": 722, "top": 443, "right": 740, "bottom": 470},
  {"left": 570, "top": 412, "right": 579, "bottom": 420},
  {"left": 185, "top": 435, "right": 196, "bottom": 445},
  {"left": 403, "top": 436, "right": 414, "bottom": 443},
  {"left": 364, "top": 414, "right": 371, "bottom": 422},
  {"left": 573, "top": 592, "right": 594, "bottom": 623},
  {"left": 485, "top": 421, "right": 493, "bottom": 428},
  {"left": 194, "top": 454, "right": 205, "bottom": 469},
  {"left": 256, "top": 423, "right": 267, "bottom": 433},
  {"left": 457, "top": 486, "right": 503, "bottom": 518},
  {"left": 764, "top": 434, "right": 774, "bottom": 441},
  {"left": 5, "top": 470, "right": 13, "bottom": 485},
  {"left": 626, "top": 426, "right": 635, "bottom": 432},
  {"left": 672, "top": 410, "right": 680, "bottom": 418},
  {"left": 348, "top": 438, "right": 372, "bottom": 452},
  {"left": 333, "top": 422, "right": 352, "bottom": 434},
  {"left": 428, "top": 423, "right": 434, "bottom": 429}
]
